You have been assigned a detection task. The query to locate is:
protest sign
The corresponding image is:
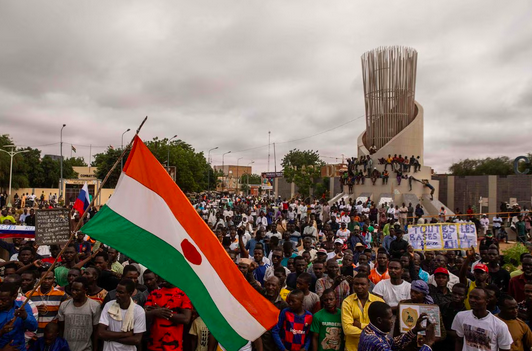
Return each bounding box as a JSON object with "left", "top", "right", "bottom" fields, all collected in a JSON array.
[
  {"left": 35, "top": 209, "right": 71, "bottom": 245},
  {"left": 399, "top": 303, "right": 441, "bottom": 337},
  {"left": 405, "top": 222, "right": 477, "bottom": 251}
]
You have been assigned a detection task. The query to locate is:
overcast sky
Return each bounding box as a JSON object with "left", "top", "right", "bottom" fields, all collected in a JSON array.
[{"left": 2, "top": 1, "right": 532, "bottom": 175}]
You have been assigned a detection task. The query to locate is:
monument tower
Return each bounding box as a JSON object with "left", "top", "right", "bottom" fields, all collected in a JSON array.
[{"left": 330, "top": 46, "right": 452, "bottom": 217}]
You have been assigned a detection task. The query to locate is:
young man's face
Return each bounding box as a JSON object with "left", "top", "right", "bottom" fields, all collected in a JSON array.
[
  {"left": 21, "top": 273, "right": 36, "bottom": 292},
  {"left": 322, "top": 292, "right": 337, "bottom": 311},
  {"left": 70, "top": 282, "right": 86, "bottom": 301},
  {"left": 287, "top": 293, "right": 303, "bottom": 311},
  {"left": 40, "top": 272, "right": 55, "bottom": 290}
]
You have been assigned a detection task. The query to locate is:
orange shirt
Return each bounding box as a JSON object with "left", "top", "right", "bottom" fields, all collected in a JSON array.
[{"left": 368, "top": 268, "right": 390, "bottom": 284}]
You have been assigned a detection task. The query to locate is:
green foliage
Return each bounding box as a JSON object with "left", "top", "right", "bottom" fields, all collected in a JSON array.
[
  {"left": 281, "top": 149, "right": 325, "bottom": 197},
  {"left": 449, "top": 157, "right": 514, "bottom": 176},
  {"left": 0, "top": 134, "right": 78, "bottom": 190},
  {"left": 503, "top": 243, "right": 529, "bottom": 270},
  {"left": 92, "top": 137, "right": 213, "bottom": 193},
  {"left": 240, "top": 173, "right": 261, "bottom": 185},
  {"left": 314, "top": 177, "right": 330, "bottom": 200}
]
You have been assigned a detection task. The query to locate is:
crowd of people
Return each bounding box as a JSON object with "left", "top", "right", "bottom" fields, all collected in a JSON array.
[
  {"left": 340, "top": 155, "right": 433, "bottom": 197},
  {"left": 0, "top": 193, "right": 531, "bottom": 351}
]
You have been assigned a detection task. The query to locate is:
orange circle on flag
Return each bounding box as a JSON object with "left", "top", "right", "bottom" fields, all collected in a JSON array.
[{"left": 181, "top": 239, "right": 202, "bottom": 265}]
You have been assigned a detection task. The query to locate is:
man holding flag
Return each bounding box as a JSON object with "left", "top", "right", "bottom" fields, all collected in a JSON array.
[{"left": 81, "top": 136, "right": 279, "bottom": 351}]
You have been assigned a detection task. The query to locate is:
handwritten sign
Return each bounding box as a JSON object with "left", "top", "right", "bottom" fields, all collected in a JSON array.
[
  {"left": 35, "top": 209, "right": 71, "bottom": 245},
  {"left": 406, "top": 223, "right": 477, "bottom": 251}
]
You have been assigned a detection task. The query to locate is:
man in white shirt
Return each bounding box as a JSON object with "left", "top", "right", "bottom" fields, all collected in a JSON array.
[
  {"left": 336, "top": 223, "right": 350, "bottom": 243},
  {"left": 452, "top": 287, "right": 512, "bottom": 351},
  {"left": 372, "top": 259, "right": 410, "bottom": 310},
  {"left": 492, "top": 215, "right": 504, "bottom": 238},
  {"left": 298, "top": 203, "right": 308, "bottom": 221},
  {"left": 98, "top": 280, "right": 146, "bottom": 351},
  {"left": 479, "top": 215, "right": 490, "bottom": 236}
]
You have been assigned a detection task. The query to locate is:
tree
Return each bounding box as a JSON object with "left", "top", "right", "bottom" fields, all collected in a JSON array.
[
  {"left": 92, "top": 137, "right": 212, "bottom": 193},
  {"left": 281, "top": 149, "right": 325, "bottom": 197},
  {"left": 0, "top": 134, "right": 78, "bottom": 190},
  {"left": 449, "top": 157, "right": 514, "bottom": 176},
  {"left": 239, "top": 173, "right": 261, "bottom": 194}
]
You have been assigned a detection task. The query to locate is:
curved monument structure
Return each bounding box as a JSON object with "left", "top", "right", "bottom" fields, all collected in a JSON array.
[{"left": 330, "top": 46, "right": 452, "bottom": 218}]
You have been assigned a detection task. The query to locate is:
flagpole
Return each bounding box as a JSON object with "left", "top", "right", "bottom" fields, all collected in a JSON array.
[{"left": 10, "top": 116, "right": 148, "bottom": 322}]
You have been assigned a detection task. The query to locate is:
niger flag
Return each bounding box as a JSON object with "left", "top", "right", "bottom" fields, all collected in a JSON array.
[{"left": 81, "top": 136, "right": 278, "bottom": 351}]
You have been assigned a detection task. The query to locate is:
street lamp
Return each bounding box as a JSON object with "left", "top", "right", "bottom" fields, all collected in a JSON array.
[
  {"left": 167, "top": 135, "right": 178, "bottom": 172},
  {"left": 60, "top": 124, "right": 66, "bottom": 199},
  {"left": 121, "top": 128, "right": 131, "bottom": 170},
  {"left": 0, "top": 145, "right": 29, "bottom": 206},
  {"left": 236, "top": 157, "right": 243, "bottom": 194},
  {"left": 207, "top": 147, "right": 218, "bottom": 191},
  {"left": 246, "top": 160, "right": 254, "bottom": 195},
  {"left": 222, "top": 151, "right": 231, "bottom": 191}
]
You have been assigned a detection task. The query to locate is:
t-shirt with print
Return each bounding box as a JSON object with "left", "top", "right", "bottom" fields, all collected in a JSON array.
[
  {"left": 310, "top": 309, "right": 344, "bottom": 351},
  {"left": 372, "top": 279, "right": 411, "bottom": 308},
  {"left": 189, "top": 317, "right": 209, "bottom": 351},
  {"left": 451, "top": 310, "right": 512, "bottom": 351},
  {"left": 58, "top": 298, "right": 101, "bottom": 351},
  {"left": 99, "top": 301, "right": 146, "bottom": 351},
  {"left": 145, "top": 287, "right": 193, "bottom": 351}
]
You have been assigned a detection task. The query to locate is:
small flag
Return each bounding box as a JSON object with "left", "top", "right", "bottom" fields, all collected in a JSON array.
[
  {"left": 73, "top": 182, "right": 90, "bottom": 216},
  {"left": 81, "top": 137, "right": 279, "bottom": 351},
  {"left": 71, "top": 145, "right": 76, "bottom": 153}
]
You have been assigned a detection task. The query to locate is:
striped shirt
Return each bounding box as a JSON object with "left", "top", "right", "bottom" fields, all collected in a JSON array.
[{"left": 26, "top": 287, "right": 68, "bottom": 337}]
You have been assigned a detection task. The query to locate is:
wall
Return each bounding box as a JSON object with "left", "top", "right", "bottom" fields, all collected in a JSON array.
[{"left": 432, "top": 174, "right": 532, "bottom": 213}]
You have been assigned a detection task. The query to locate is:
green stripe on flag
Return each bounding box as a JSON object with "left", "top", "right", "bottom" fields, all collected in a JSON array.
[{"left": 82, "top": 205, "right": 248, "bottom": 351}]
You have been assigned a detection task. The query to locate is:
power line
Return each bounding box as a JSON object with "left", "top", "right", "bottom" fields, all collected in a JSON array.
[{"left": 229, "top": 114, "right": 364, "bottom": 155}]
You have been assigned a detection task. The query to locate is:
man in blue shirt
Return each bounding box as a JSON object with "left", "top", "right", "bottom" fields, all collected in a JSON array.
[
  {"left": 359, "top": 301, "right": 435, "bottom": 351},
  {"left": 0, "top": 283, "right": 38, "bottom": 350}
]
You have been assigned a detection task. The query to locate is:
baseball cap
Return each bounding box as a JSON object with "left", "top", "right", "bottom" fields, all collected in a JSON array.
[
  {"left": 485, "top": 231, "right": 493, "bottom": 237},
  {"left": 434, "top": 267, "right": 449, "bottom": 276},
  {"left": 474, "top": 263, "right": 489, "bottom": 273},
  {"left": 334, "top": 238, "right": 344, "bottom": 244},
  {"left": 355, "top": 243, "right": 364, "bottom": 248},
  {"left": 317, "top": 249, "right": 328, "bottom": 254}
]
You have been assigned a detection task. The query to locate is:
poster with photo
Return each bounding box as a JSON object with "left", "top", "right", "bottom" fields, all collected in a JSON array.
[{"left": 399, "top": 303, "right": 441, "bottom": 337}]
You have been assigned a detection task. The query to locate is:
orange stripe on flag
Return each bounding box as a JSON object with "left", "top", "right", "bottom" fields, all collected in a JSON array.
[{"left": 123, "top": 136, "right": 279, "bottom": 329}]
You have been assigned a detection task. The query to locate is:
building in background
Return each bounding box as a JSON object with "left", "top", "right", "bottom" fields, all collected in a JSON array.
[{"left": 214, "top": 165, "right": 252, "bottom": 193}]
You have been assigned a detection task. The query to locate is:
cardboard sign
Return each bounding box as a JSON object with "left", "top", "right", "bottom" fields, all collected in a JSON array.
[
  {"left": 399, "top": 303, "right": 441, "bottom": 337},
  {"left": 35, "top": 209, "right": 71, "bottom": 245},
  {"left": 406, "top": 223, "right": 477, "bottom": 251}
]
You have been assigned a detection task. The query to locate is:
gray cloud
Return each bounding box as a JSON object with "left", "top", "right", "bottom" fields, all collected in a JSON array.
[{"left": 1, "top": 0, "right": 532, "bottom": 175}]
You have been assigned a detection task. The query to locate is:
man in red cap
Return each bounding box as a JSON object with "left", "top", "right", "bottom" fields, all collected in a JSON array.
[
  {"left": 460, "top": 254, "right": 491, "bottom": 309},
  {"left": 428, "top": 267, "right": 453, "bottom": 306},
  {"left": 428, "top": 254, "right": 459, "bottom": 289}
]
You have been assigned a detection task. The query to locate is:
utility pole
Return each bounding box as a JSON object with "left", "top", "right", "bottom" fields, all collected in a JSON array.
[
  {"left": 207, "top": 146, "right": 218, "bottom": 191},
  {"left": 0, "top": 146, "right": 29, "bottom": 206},
  {"left": 236, "top": 157, "right": 243, "bottom": 194},
  {"left": 60, "top": 124, "right": 66, "bottom": 199},
  {"left": 247, "top": 160, "right": 254, "bottom": 196},
  {"left": 268, "top": 131, "right": 271, "bottom": 172},
  {"left": 167, "top": 135, "right": 178, "bottom": 177},
  {"left": 222, "top": 151, "right": 231, "bottom": 192}
]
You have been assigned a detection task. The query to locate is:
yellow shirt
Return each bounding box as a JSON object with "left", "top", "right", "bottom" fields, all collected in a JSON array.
[
  {"left": 280, "top": 288, "right": 290, "bottom": 301},
  {"left": 341, "top": 293, "right": 384, "bottom": 350},
  {"left": 464, "top": 280, "right": 477, "bottom": 310}
]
